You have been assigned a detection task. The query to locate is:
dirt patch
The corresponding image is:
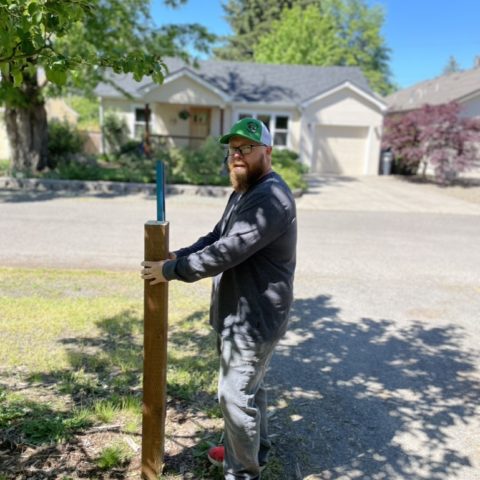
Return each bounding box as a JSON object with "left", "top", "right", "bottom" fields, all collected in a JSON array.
[{"left": 0, "top": 400, "right": 222, "bottom": 479}]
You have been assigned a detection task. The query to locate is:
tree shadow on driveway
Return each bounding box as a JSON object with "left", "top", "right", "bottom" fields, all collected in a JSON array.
[{"left": 269, "top": 294, "right": 480, "bottom": 479}]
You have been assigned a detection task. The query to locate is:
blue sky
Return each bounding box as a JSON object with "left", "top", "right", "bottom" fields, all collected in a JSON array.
[{"left": 150, "top": 0, "right": 480, "bottom": 90}]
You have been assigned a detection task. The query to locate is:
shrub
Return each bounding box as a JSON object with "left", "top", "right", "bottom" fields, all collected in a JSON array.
[
  {"left": 41, "top": 139, "right": 307, "bottom": 191},
  {"left": 119, "top": 140, "right": 144, "bottom": 155},
  {"left": 103, "top": 112, "right": 130, "bottom": 154},
  {"left": 182, "top": 137, "right": 229, "bottom": 186},
  {"left": 159, "top": 137, "right": 228, "bottom": 186},
  {"left": 272, "top": 149, "right": 308, "bottom": 191},
  {"left": 48, "top": 120, "right": 84, "bottom": 160},
  {"left": 158, "top": 147, "right": 187, "bottom": 184}
]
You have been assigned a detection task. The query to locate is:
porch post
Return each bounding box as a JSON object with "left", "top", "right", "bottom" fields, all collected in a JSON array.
[{"left": 144, "top": 103, "right": 151, "bottom": 157}]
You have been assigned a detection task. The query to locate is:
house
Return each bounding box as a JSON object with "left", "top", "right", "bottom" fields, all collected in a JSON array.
[
  {"left": 96, "top": 58, "right": 386, "bottom": 176},
  {"left": 386, "top": 64, "right": 480, "bottom": 118},
  {"left": 385, "top": 65, "right": 480, "bottom": 176},
  {"left": 0, "top": 99, "right": 79, "bottom": 161}
]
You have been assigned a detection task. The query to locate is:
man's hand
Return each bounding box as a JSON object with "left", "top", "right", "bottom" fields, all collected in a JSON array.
[{"left": 141, "top": 260, "right": 168, "bottom": 285}]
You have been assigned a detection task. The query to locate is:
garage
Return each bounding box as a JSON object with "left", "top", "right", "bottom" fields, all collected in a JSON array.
[{"left": 313, "top": 125, "right": 369, "bottom": 175}]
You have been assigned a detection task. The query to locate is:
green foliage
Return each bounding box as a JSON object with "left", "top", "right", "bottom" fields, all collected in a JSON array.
[
  {"left": 335, "top": 0, "right": 394, "bottom": 95},
  {"left": 66, "top": 95, "right": 100, "bottom": 131},
  {"left": 0, "top": 1, "right": 87, "bottom": 88},
  {"left": 103, "top": 112, "right": 130, "bottom": 154},
  {"left": 92, "top": 399, "right": 119, "bottom": 423},
  {"left": 0, "top": 0, "right": 215, "bottom": 97},
  {"left": 254, "top": 5, "right": 342, "bottom": 66},
  {"left": 165, "top": 136, "right": 229, "bottom": 186},
  {"left": 215, "top": 0, "right": 307, "bottom": 60},
  {"left": 218, "top": 0, "right": 394, "bottom": 95},
  {"left": 0, "top": 159, "right": 10, "bottom": 176},
  {"left": 0, "top": 388, "right": 27, "bottom": 427},
  {"left": 0, "top": 1, "right": 165, "bottom": 93},
  {"left": 0, "top": 0, "right": 215, "bottom": 175},
  {"left": 41, "top": 135, "right": 305, "bottom": 190},
  {"left": 272, "top": 149, "right": 308, "bottom": 191},
  {"left": 0, "top": 389, "right": 92, "bottom": 444},
  {"left": 48, "top": 119, "right": 84, "bottom": 159},
  {"left": 96, "top": 443, "right": 131, "bottom": 470}
]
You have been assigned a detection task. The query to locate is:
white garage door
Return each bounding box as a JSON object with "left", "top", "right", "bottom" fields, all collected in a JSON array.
[{"left": 313, "top": 125, "right": 369, "bottom": 175}]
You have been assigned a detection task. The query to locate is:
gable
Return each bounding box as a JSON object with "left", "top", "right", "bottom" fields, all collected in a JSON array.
[
  {"left": 142, "top": 73, "right": 227, "bottom": 106},
  {"left": 303, "top": 85, "right": 384, "bottom": 126}
]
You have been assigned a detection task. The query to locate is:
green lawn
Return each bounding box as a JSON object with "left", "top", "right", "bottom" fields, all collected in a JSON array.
[{"left": 0, "top": 267, "right": 283, "bottom": 479}]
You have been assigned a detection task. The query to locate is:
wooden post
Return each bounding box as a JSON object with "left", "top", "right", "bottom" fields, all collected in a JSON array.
[{"left": 142, "top": 220, "right": 169, "bottom": 480}]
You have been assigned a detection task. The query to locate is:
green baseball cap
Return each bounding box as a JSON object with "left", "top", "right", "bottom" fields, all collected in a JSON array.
[{"left": 219, "top": 117, "right": 272, "bottom": 146}]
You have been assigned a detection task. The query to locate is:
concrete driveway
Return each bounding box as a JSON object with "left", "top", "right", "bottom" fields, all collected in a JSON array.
[{"left": 1, "top": 175, "right": 479, "bottom": 479}]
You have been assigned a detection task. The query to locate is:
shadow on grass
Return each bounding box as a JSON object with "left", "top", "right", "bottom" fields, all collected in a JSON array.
[
  {"left": 0, "top": 307, "right": 222, "bottom": 478},
  {"left": 4, "top": 294, "right": 478, "bottom": 479},
  {"left": 268, "top": 294, "right": 480, "bottom": 479}
]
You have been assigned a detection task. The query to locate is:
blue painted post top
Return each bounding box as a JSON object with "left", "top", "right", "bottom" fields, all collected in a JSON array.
[{"left": 156, "top": 161, "right": 166, "bottom": 222}]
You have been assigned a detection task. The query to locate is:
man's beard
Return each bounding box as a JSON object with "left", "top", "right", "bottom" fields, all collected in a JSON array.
[{"left": 229, "top": 158, "right": 266, "bottom": 193}]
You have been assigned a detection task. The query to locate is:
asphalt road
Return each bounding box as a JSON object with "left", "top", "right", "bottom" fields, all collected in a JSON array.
[{"left": 1, "top": 176, "right": 479, "bottom": 479}]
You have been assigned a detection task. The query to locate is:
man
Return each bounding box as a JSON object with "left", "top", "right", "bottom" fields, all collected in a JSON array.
[{"left": 141, "top": 117, "right": 297, "bottom": 480}]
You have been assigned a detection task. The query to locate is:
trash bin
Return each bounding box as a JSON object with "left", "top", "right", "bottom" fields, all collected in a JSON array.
[{"left": 381, "top": 151, "right": 393, "bottom": 175}]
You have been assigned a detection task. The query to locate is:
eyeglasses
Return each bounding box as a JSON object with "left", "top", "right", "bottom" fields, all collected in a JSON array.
[{"left": 227, "top": 144, "right": 267, "bottom": 157}]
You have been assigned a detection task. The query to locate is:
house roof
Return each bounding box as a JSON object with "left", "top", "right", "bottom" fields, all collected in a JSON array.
[
  {"left": 386, "top": 67, "right": 480, "bottom": 113},
  {"left": 95, "top": 57, "right": 377, "bottom": 107}
]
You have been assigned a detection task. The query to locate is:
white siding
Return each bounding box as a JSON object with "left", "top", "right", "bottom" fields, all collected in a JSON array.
[
  {"left": 144, "top": 76, "right": 225, "bottom": 106},
  {"left": 301, "top": 87, "right": 384, "bottom": 175},
  {"left": 0, "top": 111, "right": 11, "bottom": 160},
  {"left": 460, "top": 93, "right": 480, "bottom": 118}
]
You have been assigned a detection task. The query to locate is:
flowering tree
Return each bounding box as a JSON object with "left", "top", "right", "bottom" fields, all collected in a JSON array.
[
  {"left": 417, "top": 103, "right": 480, "bottom": 184},
  {"left": 381, "top": 111, "right": 423, "bottom": 175},
  {"left": 383, "top": 102, "right": 480, "bottom": 184}
]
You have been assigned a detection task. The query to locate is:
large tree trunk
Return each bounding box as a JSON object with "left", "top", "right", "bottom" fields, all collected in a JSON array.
[{"left": 3, "top": 71, "right": 49, "bottom": 174}]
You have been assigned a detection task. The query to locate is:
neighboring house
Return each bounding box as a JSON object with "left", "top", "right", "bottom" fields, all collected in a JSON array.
[
  {"left": 385, "top": 65, "right": 480, "bottom": 176},
  {"left": 0, "top": 99, "right": 79, "bottom": 161},
  {"left": 96, "top": 58, "right": 386, "bottom": 176},
  {"left": 0, "top": 111, "right": 9, "bottom": 161},
  {"left": 386, "top": 64, "right": 480, "bottom": 118}
]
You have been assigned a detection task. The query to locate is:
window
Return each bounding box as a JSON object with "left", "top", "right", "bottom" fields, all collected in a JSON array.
[
  {"left": 134, "top": 107, "right": 147, "bottom": 139},
  {"left": 273, "top": 116, "right": 289, "bottom": 146},
  {"left": 236, "top": 112, "right": 289, "bottom": 147}
]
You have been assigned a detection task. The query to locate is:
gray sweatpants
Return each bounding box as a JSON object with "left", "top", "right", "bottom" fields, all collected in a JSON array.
[{"left": 217, "top": 335, "right": 277, "bottom": 480}]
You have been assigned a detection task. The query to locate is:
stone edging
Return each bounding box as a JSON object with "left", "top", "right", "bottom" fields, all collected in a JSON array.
[{"left": 0, "top": 176, "right": 303, "bottom": 198}]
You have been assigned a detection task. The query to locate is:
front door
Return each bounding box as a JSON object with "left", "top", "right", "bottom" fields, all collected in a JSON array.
[{"left": 190, "top": 108, "right": 211, "bottom": 148}]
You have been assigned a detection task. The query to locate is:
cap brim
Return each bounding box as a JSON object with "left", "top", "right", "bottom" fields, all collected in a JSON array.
[{"left": 219, "top": 133, "right": 257, "bottom": 144}]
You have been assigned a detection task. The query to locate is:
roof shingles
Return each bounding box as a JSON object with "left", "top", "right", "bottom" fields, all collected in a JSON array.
[
  {"left": 386, "top": 67, "right": 480, "bottom": 112},
  {"left": 96, "top": 57, "right": 374, "bottom": 106}
]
